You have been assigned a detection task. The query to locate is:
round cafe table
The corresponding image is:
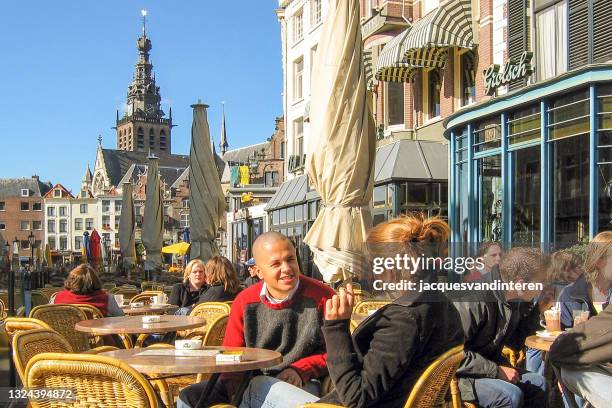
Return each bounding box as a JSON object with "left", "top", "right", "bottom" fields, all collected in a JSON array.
[
  {"left": 120, "top": 304, "right": 179, "bottom": 315},
  {"left": 75, "top": 315, "right": 206, "bottom": 348},
  {"left": 525, "top": 334, "right": 556, "bottom": 352},
  {"left": 101, "top": 346, "right": 282, "bottom": 406}
]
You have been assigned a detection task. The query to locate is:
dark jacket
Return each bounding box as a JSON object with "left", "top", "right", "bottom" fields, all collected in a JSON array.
[
  {"left": 196, "top": 282, "right": 241, "bottom": 304},
  {"left": 169, "top": 281, "right": 207, "bottom": 308},
  {"left": 550, "top": 303, "right": 612, "bottom": 374},
  {"left": 319, "top": 291, "right": 464, "bottom": 408},
  {"left": 453, "top": 281, "right": 541, "bottom": 402},
  {"left": 244, "top": 275, "right": 260, "bottom": 288},
  {"left": 558, "top": 273, "right": 599, "bottom": 329}
]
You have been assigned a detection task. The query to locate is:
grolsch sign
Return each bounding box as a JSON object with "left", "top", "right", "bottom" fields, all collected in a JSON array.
[{"left": 483, "top": 51, "right": 533, "bottom": 95}]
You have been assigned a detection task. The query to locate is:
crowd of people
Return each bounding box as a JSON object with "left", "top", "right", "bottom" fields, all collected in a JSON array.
[{"left": 43, "top": 215, "right": 611, "bottom": 408}]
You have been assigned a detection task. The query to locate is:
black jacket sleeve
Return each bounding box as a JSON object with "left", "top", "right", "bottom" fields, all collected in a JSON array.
[
  {"left": 322, "top": 306, "right": 419, "bottom": 408},
  {"left": 169, "top": 283, "right": 182, "bottom": 307},
  {"left": 455, "top": 301, "right": 499, "bottom": 378}
]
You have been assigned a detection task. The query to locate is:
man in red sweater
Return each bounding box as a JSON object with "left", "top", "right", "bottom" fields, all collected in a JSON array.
[{"left": 178, "top": 232, "right": 335, "bottom": 408}]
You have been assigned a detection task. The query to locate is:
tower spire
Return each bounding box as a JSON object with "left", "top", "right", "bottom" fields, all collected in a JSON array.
[
  {"left": 220, "top": 101, "right": 229, "bottom": 155},
  {"left": 141, "top": 9, "right": 147, "bottom": 36}
]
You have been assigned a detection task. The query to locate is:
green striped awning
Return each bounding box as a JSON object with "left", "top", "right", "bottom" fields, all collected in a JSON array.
[
  {"left": 363, "top": 49, "right": 375, "bottom": 89},
  {"left": 401, "top": 0, "right": 474, "bottom": 68},
  {"left": 374, "top": 29, "right": 418, "bottom": 83}
]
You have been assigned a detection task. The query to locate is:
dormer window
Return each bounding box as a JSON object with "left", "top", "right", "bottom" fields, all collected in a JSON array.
[
  {"left": 54, "top": 189, "right": 61, "bottom": 197},
  {"left": 21, "top": 189, "right": 29, "bottom": 197}
]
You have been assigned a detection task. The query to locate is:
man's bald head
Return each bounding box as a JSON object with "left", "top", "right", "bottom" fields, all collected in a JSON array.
[{"left": 252, "top": 231, "right": 295, "bottom": 264}]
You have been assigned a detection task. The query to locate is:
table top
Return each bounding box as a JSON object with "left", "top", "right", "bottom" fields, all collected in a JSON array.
[
  {"left": 100, "top": 346, "right": 283, "bottom": 375},
  {"left": 120, "top": 304, "right": 179, "bottom": 315},
  {"left": 75, "top": 315, "right": 205, "bottom": 335},
  {"left": 525, "top": 334, "right": 556, "bottom": 352}
]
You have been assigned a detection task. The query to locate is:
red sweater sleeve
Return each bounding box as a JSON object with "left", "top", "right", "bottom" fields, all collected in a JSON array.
[{"left": 223, "top": 294, "right": 246, "bottom": 347}]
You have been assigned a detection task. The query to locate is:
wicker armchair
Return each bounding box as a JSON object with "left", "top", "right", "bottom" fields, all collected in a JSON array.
[
  {"left": 298, "top": 345, "right": 465, "bottom": 408},
  {"left": 4, "top": 317, "right": 51, "bottom": 346},
  {"left": 179, "top": 301, "right": 231, "bottom": 339},
  {"left": 25, "top": 352, "right": 160, "bottom": 408},
  {"left": 202, "top": 314, "right": 229, "bottom": 346},
  {"left": 352, "top": 300, "right": 390, "bottom": 316},
  {"left": 111, "top": 286, "right": 139, "bottom": 301},
  {"left": 0, "top": 298, "right": 7, "bottom": 321},
  {"left": 351, "top": 289, "right": 371, "bottom": 304},
  {"left": 29, "top": 304, "right": 92, "bottom": 352},
  {"left": 71, "top": 304, "right": 105, "bottom": 347},
  {"left": 31, "top": 290, "right": 50, "bottom": 307},
  {"left": 130, "top": 291, "right": 164, "bottom": 305}
]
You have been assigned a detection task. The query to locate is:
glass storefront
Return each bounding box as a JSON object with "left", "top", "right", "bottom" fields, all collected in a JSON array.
[{"left": 447, "top": 69, "right": 612, "bottom": 248}]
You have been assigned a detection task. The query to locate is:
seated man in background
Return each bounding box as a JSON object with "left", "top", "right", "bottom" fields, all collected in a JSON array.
[
  {"left": 550, "top": 299, "right": 612, "bottom": 408},
  {"left": 177, "top": 231, "right": 335, "bottom": 408},
  {"left": 454, "top": 247, "right": 550, "bottom": 408},
  {"left": 243, "top": 257, "right": 260, "bottom": 288}
]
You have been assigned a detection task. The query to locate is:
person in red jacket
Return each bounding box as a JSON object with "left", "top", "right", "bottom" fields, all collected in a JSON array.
[{"left": 177, "top": 231, "right": 335, "bottom": 408}]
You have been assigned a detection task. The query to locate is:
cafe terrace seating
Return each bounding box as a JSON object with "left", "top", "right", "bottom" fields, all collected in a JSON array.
[
  {"left": 4, "top": 317, "right": 51, "bottom": 345},
  {"left": 30, "top": 304, "right": 94, "bottom": 352},
  {"left": 298, "top": 344, "right": 465, "bottom": 408},
  {"left": 130, "top": 290, "right": 165, "bottom": 305},
  {"left": 25, "top": 352, "right": 161, "bottom": 408}
]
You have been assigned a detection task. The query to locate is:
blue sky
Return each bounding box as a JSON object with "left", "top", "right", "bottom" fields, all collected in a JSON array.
[{"left": 0, "top": 1, "right": 282, "bottom": 193}]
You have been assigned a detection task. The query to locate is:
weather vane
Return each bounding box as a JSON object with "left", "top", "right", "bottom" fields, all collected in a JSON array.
[{"left": 141, "top": 9, "right": 148, "bottom": 35}]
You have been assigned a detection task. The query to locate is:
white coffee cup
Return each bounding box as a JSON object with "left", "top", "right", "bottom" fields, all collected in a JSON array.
[
  {"left": 142, "top": 315, "right": 161, "bottom": 323},
  {"left": 152, "top": 294, "right": 167, "bottom": 305},
  {"left": 114, "top": 294, "right": 124, "bottom": 306}
]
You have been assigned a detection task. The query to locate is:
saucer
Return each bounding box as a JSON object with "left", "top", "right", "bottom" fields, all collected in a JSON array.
[{"left": 536, "top": 330, "right": 561, "bottom": 341}]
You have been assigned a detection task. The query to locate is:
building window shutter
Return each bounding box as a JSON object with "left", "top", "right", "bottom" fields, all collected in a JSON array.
[
  {"left": 593, "top": 0, "right": 612, "bottom": 63},
  {"left": 568, "top": 0, "right": 590, "bottom": 70},
  {"left": 507, "top": 0, "right": 530, "bottom": 90}
]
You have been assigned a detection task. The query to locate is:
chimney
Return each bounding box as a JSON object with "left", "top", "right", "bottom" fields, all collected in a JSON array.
[{"left": 31, "top": 175, "right": 39, "bottom": 181}]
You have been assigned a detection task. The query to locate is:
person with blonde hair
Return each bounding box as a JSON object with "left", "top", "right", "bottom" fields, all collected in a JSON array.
[
  {"left": 168, "top": 258, "right": 208, "bottom": 309},
  {"left": 558, "top": 231, "right": 612, "bottom": 329},
  {"left": 196, "top": 256, "right": 242, "bottom": 303},
  {"left": 266, "top": 215, "right": 465, "bottom": 408},
  {"left": 53, "top": 263, "right": 123, "bottom": 317}
]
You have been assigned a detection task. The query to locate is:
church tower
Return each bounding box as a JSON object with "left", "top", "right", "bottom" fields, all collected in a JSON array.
[{"left": 116, "top": 10, "right": 172, "bottom": 154}]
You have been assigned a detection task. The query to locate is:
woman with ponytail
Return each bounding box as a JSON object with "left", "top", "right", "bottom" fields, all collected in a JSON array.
[{"left": 282, "top": 215, "right": 465, "bottom": 408}]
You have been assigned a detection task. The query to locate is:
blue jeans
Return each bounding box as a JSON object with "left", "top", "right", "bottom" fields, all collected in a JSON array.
[
  {"left": 560, "top": 366, "right": 610, "bottom": 408},
  {"left": 525, "top": 347, "right": 545, "bottom": 376},
  {"left": 474, "top": 372, "right": 546, "bottom": 408}
]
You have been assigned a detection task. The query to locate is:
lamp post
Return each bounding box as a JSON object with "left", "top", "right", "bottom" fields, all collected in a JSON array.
[
  {"left": 28, "top": 231, "right": 37, "bottom": 288},
  {"left": 103, "top": 235, "right": 110, "bottom": 273},
  {"left": 8, "top": 238, "right": 17, "bottom": 387}
]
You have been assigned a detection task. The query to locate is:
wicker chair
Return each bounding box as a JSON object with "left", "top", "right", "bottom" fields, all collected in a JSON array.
[
  {"left": 4, "top": 317, "right": 52, "bottom": 346},
  {"left": 351, "top": 289, "right": 371, "bottom": 304},
  {"left": 102, "top": 282, "right": 116, "bottom": 291},
  {"left": 179, "top": 301, "right": 231, "bottom": 339},
  {"left": 502, "top": 346, "right": 525, "bottom": 368},
  {"left": 31, "top": 290, "right": 50, "bottom": 307},
  {"left": 111, "top": 286, "right": 139, "bottom": 301},
  {"left": 71, "top": 304, "right": 105, "bottom": 347},
  {"left": 130, "top": 291, "right": 164, "bottom": 305},
  {"left": 352, "top": 300, "right": 390, "bottom": 316},
  {"left": 298, "top": 345, "right": 465, "bottom": 408},
  {"left": 29, "top": 304, "right": 92, "bottom": 352},
  {"left": 25, "top": 352, "right": 160, "bottom": 408},
  {"left": 202, "top": 314, "right": 229, "bottom": 346},
  {"left": 48, "top": 292, "right": 58, "bottom": 303},
  {"left": 0, "top": 298, "right": 7, "bottom": 321}
]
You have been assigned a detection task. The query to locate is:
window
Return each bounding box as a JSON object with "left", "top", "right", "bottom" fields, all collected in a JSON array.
[
  {"left": 474, "top": 117, "right": 501, "bottom": 152},
  {"left": 508, "top": 105, "right": 541, "bottom": 145},
  {"left": 182, "top": 199, "right": 189, "bottom": 209},
  {"left": 33, "top": 202, "right": 41, "bottom": 211},
  {"left": 0, "top": 222, "right": 4, "bottom": 230},
  {"left": 80, "top": 203, "right": 88, "bottom": 213},
  {"left": 59, "top": 219, "right": 67, "bottom": 233},
  {"left": 102, "top": 200, "right": 111, "bottom": 212},
  {"left": 265, "top": 171, "right": 279, "bottom": 187},
  {"left": 387, "top": 82, "right": 404, "bottom": 126},
  {"left": 507, "top": 0, "right": 530, "bottom": 90},
  {"left": 311, "top": 0, "right": 322, "bottom": 25},
  {"left": 281, "top": 141, "right": 286, "bottom": 159},
  {"left": 102, "top": 215, "right": 110, "bottom": 228},
  {"left": 54, "top": 189, "right": 61, "bottom": 197},
  {"left": 373, "top": 185, "right": 387, "bottom": 208},
  {"left": 21, "top": 202, "right": 29, "bottom": 211},
  {"left": 115, "top": 217, "right": 120, "bottom": 230},
  {"left": 21, "top": 240, "right": 30, "bottom": 250},
  {"left": 32, "top": 221, "right": 42, "bottom": 230},
  {"left": 536, "top": 1, "right": 567, "bottom": 81},
  {"left": 0, "top": 202, "right": 4, "bottom": 211},
  {"left": 47, "top": 206, "right": 55, "bottom": 216},
  {"left": 180, "top": 213, "right": 190, "bottom": 228},
  {"left": 75, "top": 236, "right": 83, "bottom": 250},
  {"left": 310, "top": 45, "right": 318, "bottom": 77},
  {"left": 20, "top": 221, "right": 29, "bottom": 230},
  {"left": 74, "top": 218, "right": 82, "bottom": 231},
  {"left": 428, "top": 70, "right": 441, "bottom": 119},
  {"left": 293, "top": 10, "right": 303, "bottom": 43},
  {"left": 48, "top": 220, "right": 55, "bottom": 233},
  {"left": 477, "top": 155, "right": 503, "bottom": 242},
  {"left": 512, "top": 145, "right": 541, "bottom": 244},
  {"left": 85, "top": 218, "right": 94, "bottom": 230},
  {"left": 115, "top": 200, "right": 122, "bottom": 213},
  {"left": 21, "top": 189, "right": 29, "bottom": 197},
  {"left": 59, "top": 236, "right": 67, "bottom": 251},
  {"left": 294, "top": 57, "right": 304, "bottom": 101},
  {"left": 163, "top": 205, "right": 170, "bottom": 216},
  {"left": 295, "top": 119, "right": 304, "bottom": 158},
  {"left": 59, "top": 206, "right": 67, "bottom": 217},
  {"left": 460, "top": 51, "right": 476, "bottom": 106},
  {"left": 48, "top": 237, "right": 56, "bottom": 251},
  {"left": 597, "top": 85, "right": 612, "bottom": 232}
]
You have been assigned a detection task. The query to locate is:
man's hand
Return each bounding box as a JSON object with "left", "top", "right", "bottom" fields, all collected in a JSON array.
[
  {"left": 497, "top": 366, "right": 520, "bottom": 384},
  {"left": 276, "top": 367, "right": 303, "bottom": 387},
  {"left": 538, "top": 285, "right": 555, "bottom": 313},
  {"left": 325, "top": 283, "right": 355, "bottom": 321}
]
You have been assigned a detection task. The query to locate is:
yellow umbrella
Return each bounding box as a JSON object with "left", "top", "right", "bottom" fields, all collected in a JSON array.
[
  {"left": 45, "top": 244, "right": 53, "bottom": 268},
  {"left": 161, "top": 242, "right": 191, "bottom": 255}
]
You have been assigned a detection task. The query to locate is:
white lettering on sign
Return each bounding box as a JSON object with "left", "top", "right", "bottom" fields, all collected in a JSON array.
[{"left": 483, "top": 51, "right": 533, "bottom": 95}]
